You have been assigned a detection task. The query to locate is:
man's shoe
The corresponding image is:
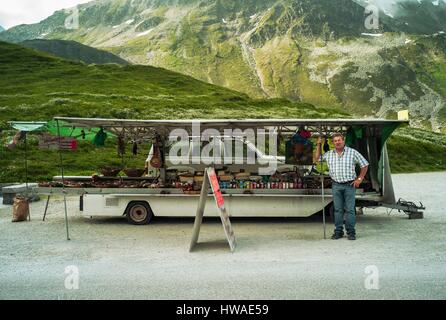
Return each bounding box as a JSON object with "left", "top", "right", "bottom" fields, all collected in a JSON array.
[
  {"left": 347, "top": 234, "right": 356, "bottom": 240},
  {"left": 331, "top": 233, "right": 343, "bottom": 240}
]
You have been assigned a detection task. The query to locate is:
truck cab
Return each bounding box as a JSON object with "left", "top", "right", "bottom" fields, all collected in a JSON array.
[{"left": 146, "top": 136, "right": 292, "bottom": 174}]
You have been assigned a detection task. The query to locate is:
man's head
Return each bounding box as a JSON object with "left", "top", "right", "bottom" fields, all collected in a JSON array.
[{"left": 332, "top": 133, "right": 345, "bottom": 150}]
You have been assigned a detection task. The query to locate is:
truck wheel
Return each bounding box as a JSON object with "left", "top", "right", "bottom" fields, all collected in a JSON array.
[{"left": 126, "top": 202, "right": 153, "bottom": 225}]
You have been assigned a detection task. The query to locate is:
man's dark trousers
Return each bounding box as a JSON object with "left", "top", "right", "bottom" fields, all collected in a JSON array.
[{"left": 332, "top": 182, "right": 356, "bottom": 236}]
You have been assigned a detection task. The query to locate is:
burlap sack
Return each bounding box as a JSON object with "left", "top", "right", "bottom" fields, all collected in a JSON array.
[{"left": 12, "top": 196, "right": 29, "bottom": 222}]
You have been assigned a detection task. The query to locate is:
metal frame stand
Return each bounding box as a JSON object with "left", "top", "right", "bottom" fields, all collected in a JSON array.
[
  {"left": 189, "top": 169, "right": 210, "bottom": 252},
  {"left": 321, "top": 171, "right": 327, "bottom": 239},
  {"left": 23, "top": 132, "right": 31, "bottom": 221},
  {"left": 42, "top": 195, "right": 51, "bottom": 221},
  {"left": 56, "top": 119, "right": 70, "bottom": 240},
  {"left": 319, "top": 128, "right": 327, "bottom": 239}
]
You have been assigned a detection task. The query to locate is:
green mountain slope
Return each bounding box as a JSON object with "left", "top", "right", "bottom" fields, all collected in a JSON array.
[
  {"left": 0, "top": 40, "right": 345, "bottom": 128},
  {"left": 20, "top": 39, "right": 129, "bottom": 65}
]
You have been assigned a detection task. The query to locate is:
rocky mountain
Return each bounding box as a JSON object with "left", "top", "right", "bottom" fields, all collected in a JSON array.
[
  {"left": 0, "top": 26, "right": 4, "bottom": 33},
  {"left": 20, "top": 39, "right": 129, "bottom": 65},
  {"left": 0, "top": 0, "right": 445, "bottom": 132},
  {"left": 356, "top": 0, "right": 446, "bottom": 34}
]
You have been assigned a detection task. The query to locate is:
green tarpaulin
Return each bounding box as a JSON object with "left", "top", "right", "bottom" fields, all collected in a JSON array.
[
  {"left": 377, "top": 122, "right": 404, "bottom": 186},
  {"left": 46, "top": 120, "right": 115, "bottom": 141},
  {"left": 345, "top": 123, "right": 403, "bottom": 188},
  {"left": 8, "top": 120, "right": 115, "bottom": 144},
  {"left": 345, "top": 126, "right": 364, "bottom": 147},
  {"left": 380, "top": 122, "right": 401, "bottom": 149}
]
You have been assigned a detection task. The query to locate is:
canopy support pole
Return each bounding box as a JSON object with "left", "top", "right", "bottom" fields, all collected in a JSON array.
[
  {"left": 42, "top": 195, "right": 51, "bottom": 221},
  {"left": 57, "top": 119, "right": 70, "bottom": 241},
  {"left": 24, "top": 132, "right": 31, "bottom": 221},
  {"left": 319, "top": 126, "right": 327, "bottom": 240}
]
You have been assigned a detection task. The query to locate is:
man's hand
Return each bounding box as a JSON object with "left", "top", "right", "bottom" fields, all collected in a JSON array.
[
  {"left": 314, "top": 136, "right": 326, "bottom": 164},
  {"left": 351, "top": 178, "right": 362, "bottom": 188}
]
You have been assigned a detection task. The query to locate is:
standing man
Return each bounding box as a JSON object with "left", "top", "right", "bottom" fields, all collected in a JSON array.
[{"left": 315, "top": 133, "right": 369, "bottom": 240}]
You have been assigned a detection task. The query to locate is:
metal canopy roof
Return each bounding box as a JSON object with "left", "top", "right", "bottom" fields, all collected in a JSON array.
[{"left": 54, "top": 117, "right": 408, "bottom": 129}]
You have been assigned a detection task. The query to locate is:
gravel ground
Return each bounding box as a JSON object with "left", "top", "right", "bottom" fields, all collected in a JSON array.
[{"left": 1, "top": 172, "right": 445, "bottom": 300}]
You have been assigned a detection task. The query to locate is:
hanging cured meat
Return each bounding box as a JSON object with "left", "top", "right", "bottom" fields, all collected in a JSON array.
[{"left": 150, "top": 135, "right": 162, "bottom": 168}]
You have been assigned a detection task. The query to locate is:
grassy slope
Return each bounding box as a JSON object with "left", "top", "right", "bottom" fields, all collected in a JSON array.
[
  {"left": 387, "top": 127, "right": 446, "bottom": 173},
  {"left": 0, "top": 41, "right": 341, "bottom": 126}
]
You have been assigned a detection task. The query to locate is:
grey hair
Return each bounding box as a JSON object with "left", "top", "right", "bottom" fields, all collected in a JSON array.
[{"left": 331, "top": 132, "right": 344, "bottom": 140}]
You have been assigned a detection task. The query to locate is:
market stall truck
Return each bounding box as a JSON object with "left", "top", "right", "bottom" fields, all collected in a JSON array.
[{"left": 38, "top": 117, "right": 424, "bottom": 225}]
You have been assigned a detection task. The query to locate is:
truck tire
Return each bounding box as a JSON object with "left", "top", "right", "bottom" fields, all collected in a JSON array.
[{"left": 125, "top": 201, "right": 153, "bottom": 225}]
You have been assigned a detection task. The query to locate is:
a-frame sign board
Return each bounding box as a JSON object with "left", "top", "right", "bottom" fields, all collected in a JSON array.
[{"left": 189, "top": 167, "right": 236, "bottom": 252}]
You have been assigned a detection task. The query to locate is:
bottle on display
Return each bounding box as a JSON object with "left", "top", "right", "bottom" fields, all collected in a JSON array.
[{"left": 298, "top": 178, "right": 303, "bottom": 189}]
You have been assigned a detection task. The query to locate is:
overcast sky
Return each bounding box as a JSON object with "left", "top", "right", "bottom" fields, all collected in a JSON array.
[
  {"left": 0, "top": 0, "right": 92, "bottom": 29},
  {"left": 0, "top": 0, "right": 400, "bottom": 30}
]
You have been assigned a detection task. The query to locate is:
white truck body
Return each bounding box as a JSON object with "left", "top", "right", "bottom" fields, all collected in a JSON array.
[
  {"left": 77, "top": 138, "right": 391, "bottom": 221},
  {"left": 82, "top": 191, "right": 334, "bottom": 218}
]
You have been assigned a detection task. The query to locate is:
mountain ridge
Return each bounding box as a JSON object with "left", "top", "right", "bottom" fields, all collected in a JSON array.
[{"left": 20, "top": 39, "right": 129, "bottom": 65}]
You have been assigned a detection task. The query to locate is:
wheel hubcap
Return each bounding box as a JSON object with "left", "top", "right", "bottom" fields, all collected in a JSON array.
[{"left": 129, "top": 205, "right": 147, "bottom": 222}]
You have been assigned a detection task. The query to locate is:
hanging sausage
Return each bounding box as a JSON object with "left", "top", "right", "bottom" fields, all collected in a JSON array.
[
  {"left": 323, "top": 139, "right": 330, "bottom": 153},
  {"left": 150, "top": 135, "right": 162, "bottom": 168},
  {"left": 132, "top": 141, "right": 138, "bottom": 156}
]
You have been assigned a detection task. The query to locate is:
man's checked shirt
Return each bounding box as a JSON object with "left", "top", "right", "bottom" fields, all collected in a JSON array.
[{"left": 322, "top": 147, "right": 369, "bottom": 183}]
